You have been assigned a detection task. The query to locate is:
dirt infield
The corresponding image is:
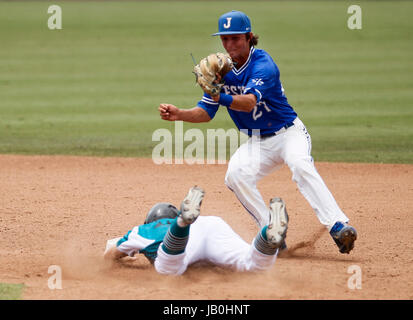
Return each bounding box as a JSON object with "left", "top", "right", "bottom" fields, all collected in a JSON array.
[{"left": 0, "top": 154, "right": 412, "bottom": 299}]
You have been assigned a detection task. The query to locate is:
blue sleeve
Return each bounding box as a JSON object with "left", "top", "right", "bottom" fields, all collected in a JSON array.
[
  {"left": 196, "top": 93, "right": 219, "bottom": 119},
  {"left": 243, "top": 61, "right": 279, "bottom": 103}
]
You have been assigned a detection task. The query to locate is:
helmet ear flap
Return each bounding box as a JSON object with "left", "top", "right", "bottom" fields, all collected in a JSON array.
[{"left": 144, "top": 202, "right": 179, "bottom": 224}]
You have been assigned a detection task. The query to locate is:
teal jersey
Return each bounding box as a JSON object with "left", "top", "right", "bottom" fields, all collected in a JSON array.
[{"left": 116, "top": 218, "right": 175, "bottom": 261}]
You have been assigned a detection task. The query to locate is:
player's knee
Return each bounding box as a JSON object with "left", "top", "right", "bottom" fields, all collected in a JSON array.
[
  {"left": 225, "top": 168, "right": 237, "bottom": 189},
  {"left": 154, "top": 263, "right": 183, "bottom": 276},
  {"left": 285, "top": 157, "right": 314, "bottom": 181},
  {"left": 225, "top": 166, "right": 252, "bottom": 189},
  {"left": 206, "top": 216, "right": 226, "bottom": 227},
  {"left": 249, "top": 247, "right": 277, "bottom": 271},
  {"left": 154, "top": 247, "right": 187, "bottom": 276}
]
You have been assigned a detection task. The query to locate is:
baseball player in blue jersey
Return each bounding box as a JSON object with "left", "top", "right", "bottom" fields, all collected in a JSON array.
[
  {"left": 104, "top": 186, "right": 289, "bottom": 275},
  {"left": 159, "top": 11, "right": 357, "bottom": 254}
]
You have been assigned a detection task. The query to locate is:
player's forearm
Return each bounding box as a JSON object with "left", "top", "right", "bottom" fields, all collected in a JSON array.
[
  {"left": 177, "top": 107, "right": 211, "bottom": 123},
  {"left": 228, "top": 94, "right": 257, "bottom": 112},
  {"left": 104, "top": 246, "right": 127, "bottom": 261},
  {"left": 212, "top": 93, "right": 256, "bottom": 112}
]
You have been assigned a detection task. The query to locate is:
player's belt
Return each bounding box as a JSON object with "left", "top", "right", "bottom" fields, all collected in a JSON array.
[{"left": 259, "top": 122, "right": 295, "bottom": 139}]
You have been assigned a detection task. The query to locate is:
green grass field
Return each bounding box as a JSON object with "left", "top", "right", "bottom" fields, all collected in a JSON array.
[
  {"left": 0, "top": 1, "right": 412, "bottom": 163},
  {"left": 0, "top": 283, "right": 24, "bottom": 300}
]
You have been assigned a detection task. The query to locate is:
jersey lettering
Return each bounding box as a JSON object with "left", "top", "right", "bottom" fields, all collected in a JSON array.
[
  {"left": 223, "top": 85, "right": 245, "bottom": 95},
  {"left": 252, "top": 101, "right": 271, "bottom": 121},
  {"left": 252, "top": 107, "right": 262, "bottom": 121}
]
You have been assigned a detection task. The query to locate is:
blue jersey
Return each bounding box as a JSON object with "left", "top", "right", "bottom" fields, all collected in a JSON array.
[
  {"left": 116, "top": 218, "right": 175, "bottom": 261},
  {"left": 197, "top": 47, "right": 297, "bottom": 136}
]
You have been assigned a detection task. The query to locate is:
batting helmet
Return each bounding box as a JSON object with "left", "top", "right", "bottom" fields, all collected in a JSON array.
[{"left": 144, "top": 202, "right": 179, "bottom": 224}]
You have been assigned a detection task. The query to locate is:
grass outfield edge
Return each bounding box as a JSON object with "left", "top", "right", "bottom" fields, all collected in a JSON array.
[
  {"left": 0, "top": 283, "right": 24, "bottom": 300},
  {"left": 0, "top": 152, "right": 412, "bottom": 166}
]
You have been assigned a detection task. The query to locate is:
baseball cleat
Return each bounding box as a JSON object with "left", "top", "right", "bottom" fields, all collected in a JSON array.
[
  {"left": 330, "top": 221, "right": 357, "bottom": 254},
  {"left": 180, "top": 186, "right": 205, "bottom": 225},
  {"left": 266, "top": 197, "right": 289, "bottom": 248}
]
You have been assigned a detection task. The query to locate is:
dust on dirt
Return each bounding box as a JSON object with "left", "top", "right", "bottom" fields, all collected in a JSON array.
[{"left": 0, "top": 155, "right": 412, "bottom": 299}]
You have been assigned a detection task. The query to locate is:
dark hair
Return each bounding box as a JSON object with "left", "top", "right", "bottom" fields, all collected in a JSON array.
[{"left": 246, "top": 33, "right": 259, "bottom": 47}]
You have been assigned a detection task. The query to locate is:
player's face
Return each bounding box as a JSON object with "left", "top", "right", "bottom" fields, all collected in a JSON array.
[{"left": 220, "top": 34, "right": 250, "bottom": 65}]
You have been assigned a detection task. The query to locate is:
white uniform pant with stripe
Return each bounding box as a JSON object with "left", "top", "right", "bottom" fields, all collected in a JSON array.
[
  {"left": 154, "top": 216, "right": 277, "bottom": 276},
  {"left": 224, "top": 117, "right": 349, "bottom": 229}
]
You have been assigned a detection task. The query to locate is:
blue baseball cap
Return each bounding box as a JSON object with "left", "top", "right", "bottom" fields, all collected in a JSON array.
[{"left": 212, "top": 10, "right": 252, "bottom": 36}]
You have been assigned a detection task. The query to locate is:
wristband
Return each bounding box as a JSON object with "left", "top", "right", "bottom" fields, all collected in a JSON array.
[{"left": 218, "top": 94, "right": 233, "bottom": 107}]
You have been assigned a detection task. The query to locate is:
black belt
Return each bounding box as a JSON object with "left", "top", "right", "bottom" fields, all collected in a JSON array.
[{"left": 259, "top": 122, "right": 295, "bottom": 139}]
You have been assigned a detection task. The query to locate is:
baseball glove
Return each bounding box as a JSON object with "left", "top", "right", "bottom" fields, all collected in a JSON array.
[{"left": 193, "top": 52, "right": 233, "bottom": 96}]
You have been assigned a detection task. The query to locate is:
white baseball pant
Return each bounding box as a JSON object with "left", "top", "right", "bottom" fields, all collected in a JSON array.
[
  {"left": 224, "top": 117, "right": 349, "bottom": 230},
  {"left": 154, "top": 216, "right": 277, "bottom": 275}
]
